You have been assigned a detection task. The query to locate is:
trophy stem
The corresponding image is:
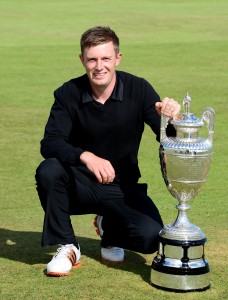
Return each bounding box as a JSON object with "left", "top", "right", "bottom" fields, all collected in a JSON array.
[
  {"left": 173, "top": 201, "right": 192, "bottom": 230},
  {"left": 160, "top": 198, "right": 206, "bottom": 241}
]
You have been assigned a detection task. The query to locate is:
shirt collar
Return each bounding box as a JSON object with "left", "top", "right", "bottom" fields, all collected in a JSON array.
[{"left": 82, "top": 71, "right": 123, "bottom": 103}]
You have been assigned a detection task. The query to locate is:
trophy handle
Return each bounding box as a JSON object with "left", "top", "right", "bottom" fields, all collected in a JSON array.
[
  {"left": 202, "top": 108, "right": 215, "bottom": 145},
  {"left": 160, "top": 113, "right": 172, "bottom": 142}
]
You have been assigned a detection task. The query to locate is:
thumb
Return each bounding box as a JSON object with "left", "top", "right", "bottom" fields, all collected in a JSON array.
[
  {"left": 155, "top": 101, "right": 162, "bottom": 108},
  {"left": 155, "top": 101, "right": 163, "bottom": 115}
]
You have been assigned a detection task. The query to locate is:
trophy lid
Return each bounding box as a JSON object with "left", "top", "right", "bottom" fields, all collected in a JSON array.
[{"left": 171, "top": 93, "right": 204, "bottom": 128}]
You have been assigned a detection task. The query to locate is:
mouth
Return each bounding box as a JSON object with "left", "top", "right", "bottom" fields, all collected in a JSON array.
[{"left": 93, "top": 72, "right": 107, "bottom": 79}]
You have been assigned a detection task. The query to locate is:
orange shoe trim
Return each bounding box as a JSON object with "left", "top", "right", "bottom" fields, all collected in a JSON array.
[
  {"left": 72, "top": 261, "right": 82, "bottom": 269},
  {"left": 46, "top": 271, "right": 71, "bottom": 277}
]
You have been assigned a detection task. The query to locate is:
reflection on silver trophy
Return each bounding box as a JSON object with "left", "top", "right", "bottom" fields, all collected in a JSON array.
[{"left": 151, "top": 93, "right": 215, "bottom": 292}]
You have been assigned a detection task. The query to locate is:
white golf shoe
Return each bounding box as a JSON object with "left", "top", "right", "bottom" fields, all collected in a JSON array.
[{"left": 46, "top": 244, "right": 81, "bottom": 276}]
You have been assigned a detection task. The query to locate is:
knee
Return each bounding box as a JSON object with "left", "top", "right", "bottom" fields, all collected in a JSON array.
[
  {"left": 141, "top": 228, "right": 161, "bottom": 254},
  {"left": 135, "top": 220, "right": 162, "bottom": 254},
  {"left": 35, "top": 158, "right": 68, "bottom": 189}
]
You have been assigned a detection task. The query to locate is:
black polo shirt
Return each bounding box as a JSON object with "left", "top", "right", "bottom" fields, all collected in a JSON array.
[{"left": 41, "top": 70, "right": 174, "bottom": 184}]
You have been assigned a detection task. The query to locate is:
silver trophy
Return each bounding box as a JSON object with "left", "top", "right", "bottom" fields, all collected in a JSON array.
[{"left": 151, "top": 93, "right": 215, "bottom": 292}]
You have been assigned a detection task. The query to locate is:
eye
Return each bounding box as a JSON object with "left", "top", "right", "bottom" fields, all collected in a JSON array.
[{"left": 103, "top": 57, "right": 111, "bottom": 61}]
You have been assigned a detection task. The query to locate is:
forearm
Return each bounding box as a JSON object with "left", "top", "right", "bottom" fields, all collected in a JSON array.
[{"left": 41, "top": 137, "right": 84, "bottom": 165}]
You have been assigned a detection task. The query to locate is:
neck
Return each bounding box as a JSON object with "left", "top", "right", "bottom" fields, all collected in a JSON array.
[
  {"left": 91, "top": 75, "right": 116, "bottom": 104},
  {"left": 92, "top": 89, "right": 111, "bottom": 104}
]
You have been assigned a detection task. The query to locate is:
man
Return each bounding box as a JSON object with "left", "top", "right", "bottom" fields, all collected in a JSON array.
[{"left": 35, "top": 26, "right": 181, "bottom": 277}]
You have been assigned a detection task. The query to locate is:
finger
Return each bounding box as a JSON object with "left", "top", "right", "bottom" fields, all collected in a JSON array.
[
  {"left": 102, "top": 161, "right": 115, "bottom": 183},
  {"left": 172, "top": 104, "right": 181, "bottom": 118},
  {"left": 160, "top": 98, "right": 172, "bottom": 114},
  {"left": 169, "top": 102, "right": 181, "bottom": 116},
  {"left": 94, "top": 170, "right": 103, "bottom": 184},
  {"left": 163, "top": 98, "right": 174, "bottom": 110},
  {"left": 91, "top": 159, "right": 114, "bottom": 184},
  {"left": 106, "top": 164, "right": 115, "bottom": 179},
  {"left": 161, "top": 99, "right": 179, "bottom": 116},
  {"left": 99, "top": 167, "right": 114, "bottom": 184},
  {"left": 162, "top": 97, "right": 170, "bottom": 104},
  {"left": 104, "top": 170, "right": 115, "bottom": 184}
]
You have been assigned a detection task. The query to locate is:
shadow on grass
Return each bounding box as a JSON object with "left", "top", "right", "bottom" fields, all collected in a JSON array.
[{"left": 0, "top": 228, "right": 151, "bottom": 284}]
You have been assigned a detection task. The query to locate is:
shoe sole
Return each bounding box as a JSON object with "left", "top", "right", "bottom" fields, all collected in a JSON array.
[{"left": 46, "top": 261, "right": 82, "bottom": 277}]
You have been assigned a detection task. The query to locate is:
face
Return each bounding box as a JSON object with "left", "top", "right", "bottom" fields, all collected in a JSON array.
[{"left": 80, "top": 42, "right": 122, "bottom": 90}]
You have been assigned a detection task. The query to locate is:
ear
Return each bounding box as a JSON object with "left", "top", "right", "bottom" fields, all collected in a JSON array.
[
  {"left": 79, "top": 54, "right": 84, "bottom": 66},
  {"left": 115, "top": 52, "right": 122, "bottom": 66}
]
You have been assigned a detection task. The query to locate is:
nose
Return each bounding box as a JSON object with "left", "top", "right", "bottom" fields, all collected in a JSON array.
[{"left": 96, "top": 59, "right": 103, "bottom": 70}]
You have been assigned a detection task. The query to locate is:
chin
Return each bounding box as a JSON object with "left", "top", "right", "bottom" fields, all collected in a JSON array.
[{"left": 93, "top": 80, "right": 109, "bottom": 86}]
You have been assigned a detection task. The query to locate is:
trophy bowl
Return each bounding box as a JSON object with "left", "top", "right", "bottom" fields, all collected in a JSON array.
[{"left": 150, "top": 93, "right": 215, "bottom": 292}]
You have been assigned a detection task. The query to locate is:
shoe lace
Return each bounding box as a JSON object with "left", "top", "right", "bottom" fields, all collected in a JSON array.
[{"left": 53, "top": 244, "right": 73, "bottom": 259}]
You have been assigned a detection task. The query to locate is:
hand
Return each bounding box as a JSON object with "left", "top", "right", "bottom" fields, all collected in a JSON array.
[
  {"left": 155, "top": 97, "right": 181, "bottom": 119},
  {"left": 80, "top": 151, "right": 115, "bottom": 184}
]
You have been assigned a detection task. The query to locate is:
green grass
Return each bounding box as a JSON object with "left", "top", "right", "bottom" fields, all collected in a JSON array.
[{"left": 0, "top": 0, "right": 228, "bottom": 299}]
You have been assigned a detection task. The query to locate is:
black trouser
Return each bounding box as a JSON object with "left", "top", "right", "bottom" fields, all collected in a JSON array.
[{"left": 35, "top": 158, "right": 163, "bottom": 254}]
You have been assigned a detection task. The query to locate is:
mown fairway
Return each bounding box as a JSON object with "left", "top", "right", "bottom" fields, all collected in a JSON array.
[{"left": 0, "top": 0, "right": 227, "bottom": 299}]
